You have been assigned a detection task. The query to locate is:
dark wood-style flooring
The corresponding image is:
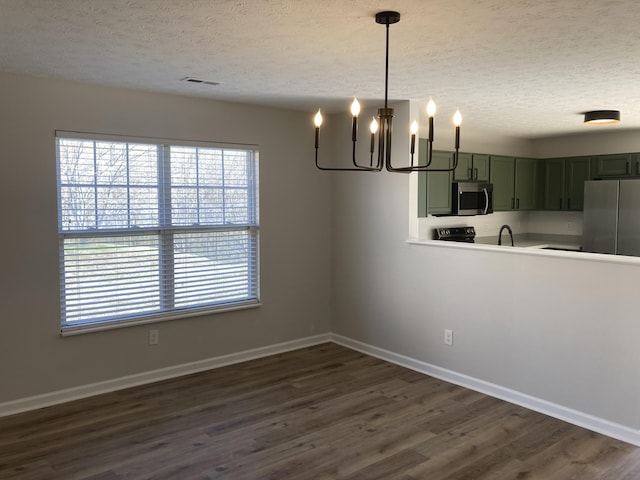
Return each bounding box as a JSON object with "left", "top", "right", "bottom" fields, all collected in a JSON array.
[{"left": 1, "top": 343, "right": 638, "bottom": 479}]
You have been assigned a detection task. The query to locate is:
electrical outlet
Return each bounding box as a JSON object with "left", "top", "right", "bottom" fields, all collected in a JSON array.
[
  {"left": 149, "top": 329, "right": 159, "bottom": 345},
  {"left": 444, "top": 329, "right": 453, "bottom": 346}
]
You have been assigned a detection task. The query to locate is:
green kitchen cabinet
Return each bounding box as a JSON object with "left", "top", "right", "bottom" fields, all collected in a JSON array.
[
  {"left": 425, "top": 150, "right": 454, "bottom": 215},
  {"left": 592, "top": 154, "right": 637, "bottom": 177},
  {"left": 489, "top": 156, "right": 515, "bottom": 210},
  {"left": 454, "top": 153, "right": 490, "bottom": 182},
  {"left": 542, "top": 156, "right": 592, "bottom": 211},
  {"left": 490, "top": 156, "right": 539, "bottom": 211},
  {"left": 514, "top": 158, "right": 538, "bottom": 210},
  {"left": 565, "top": 156, "right": 591, "bottom": 210},
  {"left": 543, "top": 158, "right": 565, "bottom": 210},
  {"left": 417, "top": 144, "right": 453, "bottom": 216}
]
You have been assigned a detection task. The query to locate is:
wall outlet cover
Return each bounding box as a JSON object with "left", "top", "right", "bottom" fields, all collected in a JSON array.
[{"left": 149, "top": 329, "right": 159, "bottom": 345}]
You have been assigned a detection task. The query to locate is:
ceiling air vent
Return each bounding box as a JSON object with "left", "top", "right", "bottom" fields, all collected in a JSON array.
[{"left": 180, "top": 77, "right": 220, "bottom": 86}]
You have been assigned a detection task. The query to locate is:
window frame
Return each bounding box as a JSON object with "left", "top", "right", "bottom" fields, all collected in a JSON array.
[{"left": 55, "top": 131, "right": 260, "bottom": 336}]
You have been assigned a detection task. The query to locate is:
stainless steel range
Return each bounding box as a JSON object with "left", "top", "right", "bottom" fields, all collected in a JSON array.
[{"left": 433, "top": 226, "right": 476, "bottom": 243}]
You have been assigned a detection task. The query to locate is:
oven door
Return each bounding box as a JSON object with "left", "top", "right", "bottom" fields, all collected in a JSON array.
[{"left": 453, "top": 182, "right": 493, "bottom": 215}]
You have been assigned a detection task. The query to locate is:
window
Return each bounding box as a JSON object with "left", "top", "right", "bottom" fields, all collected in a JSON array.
[{"left": 56, "top": 132, "right": 259, "bottom": 333}]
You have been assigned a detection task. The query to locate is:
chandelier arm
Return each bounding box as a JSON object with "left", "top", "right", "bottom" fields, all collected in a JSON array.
[
  {"left": 315, "top": 147, "right": 382, "bottom": 171},
  {"left": 424, "top": 138, "right": 434, "bottom": 167},
  {"left": 386, "top": 146, "right": 460, "bottom": 172},
  {"left": 390, "top": 152, "right": 460, "bottom": 172},
  {"left": 351, "top": 138, "right": 382, "bottom": 170},
  {"left": 377, "top": 123, "right": 385, "bottom": 169}
]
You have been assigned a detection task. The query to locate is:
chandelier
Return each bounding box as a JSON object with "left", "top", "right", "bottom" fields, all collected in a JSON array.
[{"left": 313, "top": 11, "right": 462, "bottom": 173}]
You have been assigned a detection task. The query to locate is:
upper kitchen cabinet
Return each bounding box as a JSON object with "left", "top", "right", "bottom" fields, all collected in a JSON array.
[
  {"left": 542, "top": 156, "right": 591, "bottom": 210},
  {"left": 454, "top": 153, "right": 490, "bottom": 182},
  {"left": 514, "top": 158, "right": 539, "bottom": 210},
  {"left": 593, "top": 154, "right": 638, "bottom": 177},
  {"left": 489, "top": 156, "right": 515, "bottom": 210},
  {"left": 418, "top": 144, "right": 454, "bottom": 216},
  {"left": 565, "top": 156, "right": 591, "bottom": 210},
  {"left": 543, "top": 158, "right": 565, "bottom": 210},
  {"left": 490, "top": 156, "right": 539, "bottom": 211}
]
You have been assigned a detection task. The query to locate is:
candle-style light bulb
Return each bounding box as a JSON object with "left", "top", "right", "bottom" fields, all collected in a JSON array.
[
  {"left": 369, "top": 117, "right": 378, "bottom": 154},
  {"left": 314, "top": 109, "right": 322, "bottom": 149},
  {"left": 410, "top": 120, "right": 418, "bottom": 156},
  {"left": 426, "top": 97, "right": 436, "bottom": 117},
  {"left": 426, "top": 98, "right": 436, "bottom": 143},
  {"left": 350, "top": 99, "right": 360, "bottom": 142},
  {"left": 370, "top": 117, "right": 379, "bottom": 134},
  {"left": 351, "top": 98, "right": 361, "bottom": 117},
  {"left": 453, "top": 109, "right": 462, "bottom": 150},
  {"left": 453, "top": 109, "right": 462, "bottom": 127}
]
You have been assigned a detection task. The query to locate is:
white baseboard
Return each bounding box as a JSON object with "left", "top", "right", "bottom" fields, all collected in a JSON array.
[
  {"left": 330, "top": 333, "right": 640, "bottom": 447},
  {"left": 0, "top": 333, "right": 331, "bottom": 418}
]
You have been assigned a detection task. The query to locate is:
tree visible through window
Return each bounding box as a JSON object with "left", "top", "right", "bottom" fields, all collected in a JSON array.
[{"left": 56, "top": 135, "right": 259, "bottom": 330}]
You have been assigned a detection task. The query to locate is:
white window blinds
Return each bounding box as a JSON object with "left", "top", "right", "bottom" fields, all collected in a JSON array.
[{"left": 56, "top": 134, "right": 259, "bottom": 331}]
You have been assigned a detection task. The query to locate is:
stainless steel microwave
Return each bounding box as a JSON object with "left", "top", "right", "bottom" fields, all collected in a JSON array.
[{"left": 452, "top": 182, "right": 493, "bottom": 215}]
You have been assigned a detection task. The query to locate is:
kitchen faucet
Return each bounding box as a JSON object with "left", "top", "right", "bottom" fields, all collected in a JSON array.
[{"left": 498, "top": 224, "right": 514, "bottom": 246}]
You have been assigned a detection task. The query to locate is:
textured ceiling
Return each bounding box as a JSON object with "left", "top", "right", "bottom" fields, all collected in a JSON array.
[{"left": 2, "top": 0, "right": 640, "bottom": 138}]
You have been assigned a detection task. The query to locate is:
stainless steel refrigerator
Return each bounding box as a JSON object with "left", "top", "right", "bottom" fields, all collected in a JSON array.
[{"left": 583, "top": 179, "right": 640, "bottom": 256}]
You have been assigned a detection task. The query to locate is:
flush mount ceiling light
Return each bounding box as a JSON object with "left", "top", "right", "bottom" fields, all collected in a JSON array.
[
  {"left": 584, "top": 110, "right": 621, "bottom": 125},
  {"left": 313, "top": 11, "right": 462, "bottom": 173}
]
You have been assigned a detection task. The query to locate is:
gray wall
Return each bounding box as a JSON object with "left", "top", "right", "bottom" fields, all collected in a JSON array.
[
  {"left": 533, "top": 129, "right": 640, "bottom": 158},
  {"left": 0, "top": 73, "right": 332, "bottom": 403}
]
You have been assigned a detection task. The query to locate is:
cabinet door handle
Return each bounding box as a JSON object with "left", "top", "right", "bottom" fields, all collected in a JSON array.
[
  {"left": 474, "top": 168, "right": 478, "bottom": 180},
  {"left": 516, "top": 198, "right": 520, "bottom": 209},
  {"left": 512, "top": 198, "right": 515, "bottom": 209},
  {"left": 468, "top": 168, "right": 473, "bottom": 180}
]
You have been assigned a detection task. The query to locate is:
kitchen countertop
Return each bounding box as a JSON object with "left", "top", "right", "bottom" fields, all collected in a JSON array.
[
  {"left": 407, "top": 233, "right": 640, "bottom": 265},
  {"left": 474, "top": 233, "right": 583, "bottom": 251}
]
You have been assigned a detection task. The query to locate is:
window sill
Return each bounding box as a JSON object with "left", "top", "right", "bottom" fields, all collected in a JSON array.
[{"left": 60, "top": 301, "right": 262, "bottom": 337}]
